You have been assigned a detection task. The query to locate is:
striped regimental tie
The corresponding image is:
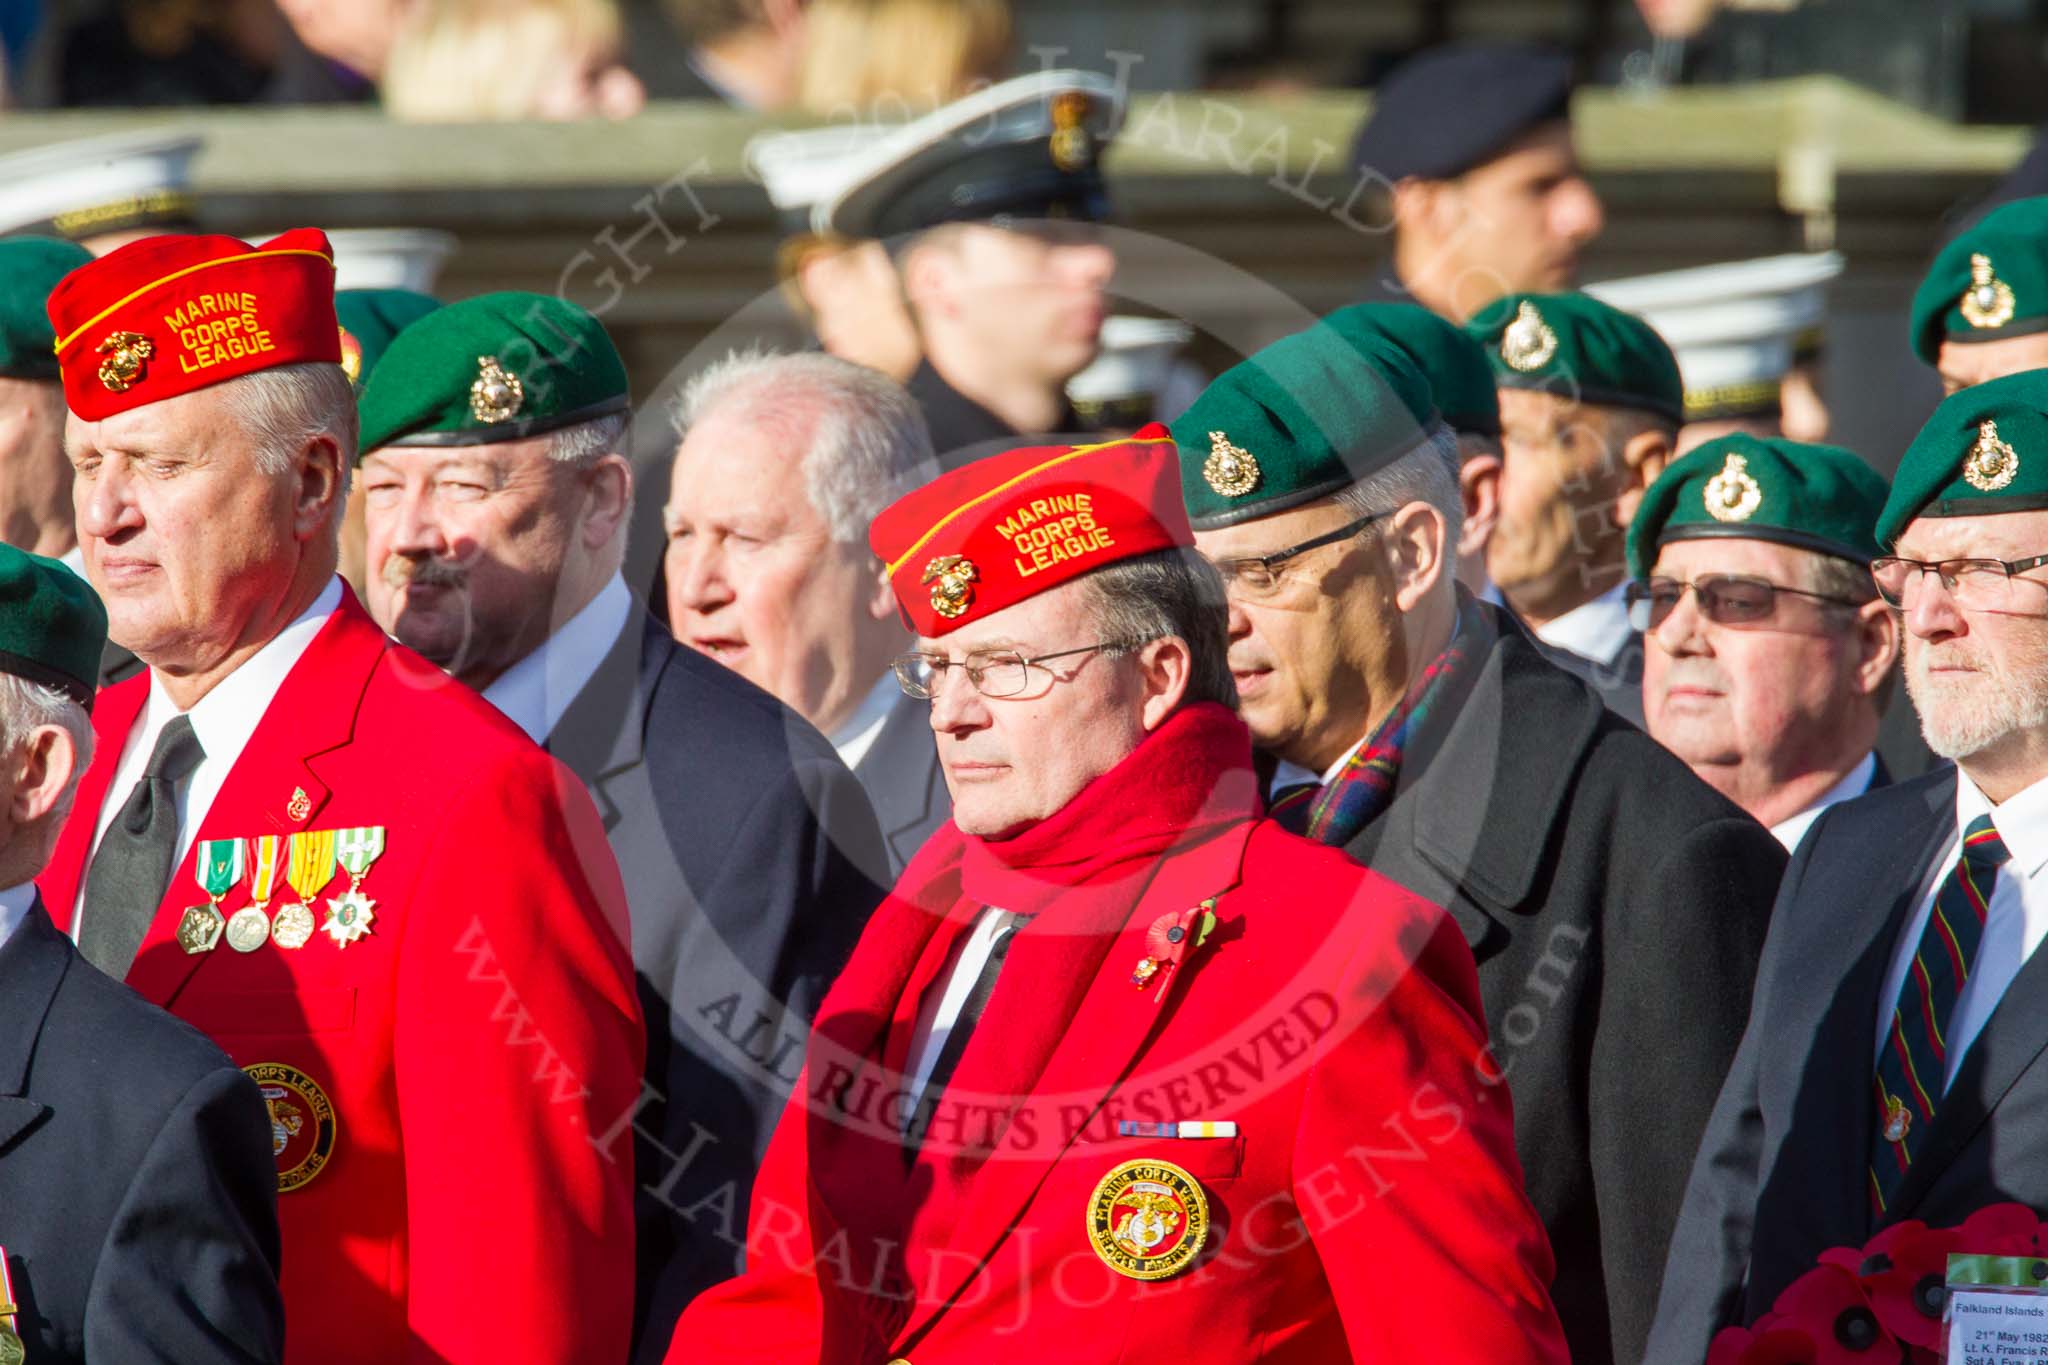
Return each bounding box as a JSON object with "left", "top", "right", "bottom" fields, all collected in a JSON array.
[{"left": 1870, "top": 813, "right": 2011, "bottom": 1214}]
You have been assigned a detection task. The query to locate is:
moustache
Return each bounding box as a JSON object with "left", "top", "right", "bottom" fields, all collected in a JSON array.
[{"left": 382, "top": 555, "right": 467, "bottom": 593}]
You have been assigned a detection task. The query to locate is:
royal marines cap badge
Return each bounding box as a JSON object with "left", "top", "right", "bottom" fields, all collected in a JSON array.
[
  {"left": 1087, "top": 1158, "right": 1210, "bottom": 1280},
  {"left": 1202, "top": 431, "right": 1260, "bottom": 498},
  {"left": 95, "top": 330, "right": 153, "bottom": 392},
  {"left": 470, "top": 355, "right": 524, "bottom": 423},
  {"left": 1965, "top": 419, "right": 2020, "bottom": 492},
  {"left": 923, "top": 554, "right": 978, "bottom": 620},
  {"left": 337, "top": 326, "right": 363, "bottom": 385},
  {"left": 1702, "top": 452, "right": 1762, "bottom": 523},
  {"left": 1049, "top": 90, "right": 1095, "bottom": 173},
  {"left": 245, "top": 1062, "right": 337, "bottom": 1193},
  {"left": 1499, "top": 300, "right": 1559, "bottom": 373},
  {"left": 1961, "top": 252, "right": 2017, "bottom": 331}
]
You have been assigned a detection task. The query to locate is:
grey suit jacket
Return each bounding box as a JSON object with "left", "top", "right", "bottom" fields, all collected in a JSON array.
[
  {"left": 853, "top": 691, "right": 949, "bottom": 877},
  {"left": 1645, "top": 764, "right": 2048, "bottom": 1361}
]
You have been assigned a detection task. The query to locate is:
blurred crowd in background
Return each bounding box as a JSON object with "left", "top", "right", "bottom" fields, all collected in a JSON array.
[{"left": 0, "top": 0, "right": 2031, "bottom": 127}]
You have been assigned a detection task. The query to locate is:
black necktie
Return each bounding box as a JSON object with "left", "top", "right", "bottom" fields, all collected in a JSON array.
[
  {"left": 903, "top": 909, "right": 1027, "bottom": 1154},
  {"left": 78, "top": 716, "right": 205, "bottom": 978}
]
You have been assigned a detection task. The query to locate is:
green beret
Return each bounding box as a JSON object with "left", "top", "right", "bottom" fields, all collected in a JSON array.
[
  {"left": 1625, "top": 434, "right": 1888, "bottom": 580},
  {"left": 0, "top": 237, "right": 91, "bottom": 381},
  {"left": 1878, "top": 367, "right": 2048, "bottom": 548},
  {"left": 356, "top": 290, "right": 629, "bottom": 457},
  {"left": 1170, "top": 327, "right": 1439, "bottom": 530},
  {"left": 335, "top": 289, "right": 441, "bottom": 392},
  {"left": 0, "top": 544, "right": 105, "bottom": 708},
  {"left": 1319, "top": 303, "right": 1500, "bottom": 437},
  {"left": 1910, "top": 197, "right": 2048, "bottom": 365},
  {"left": 1465, "top": 291, "right": 1684, "bottom": 422}
]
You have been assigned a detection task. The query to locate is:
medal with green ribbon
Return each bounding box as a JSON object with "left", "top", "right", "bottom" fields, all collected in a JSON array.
[
  {"left": 225, "top": 835, "right": 283, "bottom": 953},
  {"left": 273, "top": 830, "right": 336, "bottom": 951},
  {"left": 176, "top": 837, "right": 245, "bottom": 955},
  {"left": 323, "top": 826, "right": 386, "bottom": 948}
]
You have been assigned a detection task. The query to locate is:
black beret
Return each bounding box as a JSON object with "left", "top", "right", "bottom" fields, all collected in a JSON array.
[{"left": 1350, "top": 43, "right": 1575, "bottom": 184}]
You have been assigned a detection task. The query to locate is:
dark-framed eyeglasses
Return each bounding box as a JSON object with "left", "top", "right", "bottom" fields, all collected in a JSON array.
[
  {"left": 891, "top": 640, "right": 1136, "bottom": 700},
  {"left": 1869, "top": 552, "right": 2048, "bottom": 611},
  {"left": 1624, "top": 574, "right": 1865, "bottom": 632},
  {"left": 1207, "top": 511, "right": 1387, "bottom": 598}
]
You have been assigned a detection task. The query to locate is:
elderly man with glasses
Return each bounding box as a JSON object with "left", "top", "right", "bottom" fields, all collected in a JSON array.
[
  {"left": 1173, "top": 323, "right": 1784, "bottom": 1365},
  {"left": 673, "top": 424, "right": 1572, "bottom": 1363},
  {"left": 1648, "top": 369, "right": 2048, "bottom": 1360},
  {"left": 1629, "top": 435, "right": 1899, "bottom": 849}
]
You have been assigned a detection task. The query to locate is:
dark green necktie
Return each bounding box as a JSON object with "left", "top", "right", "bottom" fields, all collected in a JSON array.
[{"left": 78, "top": 716, "right": 204, "bottom": 978}]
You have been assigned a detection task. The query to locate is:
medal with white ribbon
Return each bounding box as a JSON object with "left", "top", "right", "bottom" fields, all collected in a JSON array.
[
  {"left": 176, "top": 838, "right": 245, "bottom": 955},
  {"left": 273, "top": 830, "right": 335, "bottom": 951},
  {"left": 323, "top": 826, "right": 385, "bottom": 948},
  {"left": 0, "top": 1246, "right": 23, "bottom": 1365},
  {"left": 226, "top": 835, "right": 283, "bottom": 954}
]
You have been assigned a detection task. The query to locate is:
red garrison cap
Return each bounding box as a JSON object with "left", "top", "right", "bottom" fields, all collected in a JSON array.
[
  {"left": 47, "top": 227, "right": 340, "bottom": 420},
  {"left": 869, "top": 424, "right": 1194, "bottom": 638}
]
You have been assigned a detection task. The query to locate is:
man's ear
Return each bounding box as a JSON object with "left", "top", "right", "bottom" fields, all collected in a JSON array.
[
  {"left": 12, "top": 723, "right": 76, "bottom": 827},
  {"left": 1612, "top": 424, "right": 1675, "bottom": 529},
  {"left": 295, "top": 432, "right": 347, "bottom": 542},
  {"left": 897, "top": 238, "right": 951, "bottom": 320},
  {"left": 1136, "top": 635, "right": 1193, "bottom": 732},
  {"left": 1385, "top": 500, "right": 1450, "bottom": 613},
  {"left": 578, "top": 453, "right": 634, "bottom": 550},
  {"left": 865, "top": 556, "right": 897, "bottom": 623},
  {"left": 1392, "top": 176, "right": 1458, "bottom": 242},
  {"left": 1854, "top": 596, "right": 1901, "bottom": 696},
  {"left": 1456, "top": 450, "right": 1502, "bottom": 564}
]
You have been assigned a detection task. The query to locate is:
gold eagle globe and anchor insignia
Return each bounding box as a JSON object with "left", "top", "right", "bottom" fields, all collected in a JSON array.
[
  {"left": 470, "top": 356, "right": 525, "bottom": 424},
  {"left": 1087, "top": 1158, "right": 1210, "bottom": 1280},
  {"left": 1964, "top": 419, "right": 2021, "bottom": 492},
  {"left": 1499, "top": 300, "right": 1559, "bottom": 372},
  {"left": 924, "top": 554, "right": 979, "bottom": 619},
  {"left": 244, "top": 1062, "right": 338, "bottom": 1193},
  {"left": 1702, "top": 452, "right": 1763, "bottom": 523},
  {"left": 1203, "top": 430, "right": 1261, "bottom": 498},
  {"left": 1048, "top": 90, "right": 1095, "bottom": 173},
  {"left": 96, "top": 330, "right": 154, "bottom": 392},
  {"left": 1961, "top": 252, "right": 2018, "bottom": 330},
  {"left": 337, "top": 326, "right": 363, "bottom": 384}
]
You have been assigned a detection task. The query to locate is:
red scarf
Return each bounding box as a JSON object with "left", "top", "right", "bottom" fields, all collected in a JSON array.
[{"left": 798, "top": 702, "right": 1258, "bottom": 1329}]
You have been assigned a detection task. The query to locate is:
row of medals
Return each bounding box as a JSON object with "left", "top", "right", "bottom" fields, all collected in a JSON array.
[{"left": 177, "top": 834, "right": 382, "bottom": 956}]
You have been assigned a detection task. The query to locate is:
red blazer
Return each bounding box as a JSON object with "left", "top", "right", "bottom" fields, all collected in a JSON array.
[
  {"left": 39, "top": 589, "right": 644, "bottom": 1365},
  {"left": 671, "top": 818, "right": 1567, "bottom": 1363}
]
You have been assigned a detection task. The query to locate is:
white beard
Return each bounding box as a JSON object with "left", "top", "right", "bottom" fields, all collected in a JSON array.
[{"left": 1907, "top": 635, "right": 2048, "bottom": 760}]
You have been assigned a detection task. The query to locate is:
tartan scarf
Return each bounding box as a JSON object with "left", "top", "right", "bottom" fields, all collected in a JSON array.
[{"left": 1271, "top": 595, "right": 1486, "bottom": 847}]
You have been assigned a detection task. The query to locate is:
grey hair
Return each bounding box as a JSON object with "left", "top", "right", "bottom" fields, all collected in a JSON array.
[
  {"left": 670, "top": 348, "right": 937, "bottom": 543},
  {"left": 0, "top": 674, "right": 92, "bottom": 820},
  {"left": 1805, "top": 552, "right": 1880, "bottom": 607},
  {"left": 1080, "top": 548, "right": 1238, "bottom": 711},
  {"left": 547, "top": 413, "right": 629, "bottom": 466},
  {"left": 1331, "top": 423, "right": 1466, "bottom": 582},
  {"left": 219, "top": 362, "right": 357, "bottom": 497}
]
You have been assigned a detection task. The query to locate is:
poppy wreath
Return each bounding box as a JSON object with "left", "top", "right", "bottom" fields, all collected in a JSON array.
[{"left": 1705, "top": 1204, "right": 2047, "bottom": 1364}]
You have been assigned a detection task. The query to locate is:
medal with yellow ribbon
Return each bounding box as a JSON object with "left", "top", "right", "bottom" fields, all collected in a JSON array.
[
  {"left": 0, "top": 1246, "right": 23, "bottom": 1365},
  {"left": 226, "top": 835, "right": 283, "bottom": 953},
  {"left": 273, "top": 830, "right": 335, "bottom": 951},
  {"left": 323, "top": 826, "right": 386, "bottom": 948},
  {"left": 176, "top": 838, "right": 245, "bottom": 955}
]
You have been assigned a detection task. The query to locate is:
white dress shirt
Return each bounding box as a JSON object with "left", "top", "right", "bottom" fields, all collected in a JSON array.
[
  {"left": 828, "top": 672, "right": 899, "bottom": 773},
  {"left": 1872, "top": 768, "right": 2048, "bottom": 1091},
  {"left": 1269, "top": 736, "right": 1366, "bottom": 800},
  {"left": 901, "top": 905, "right": 1014, "bottom": 1128},
  {"left": 72, "top": 576, "right": 345, "bottom": 932},
  {"left": 1769, "top": 752, "right": 1879, "bottom": 852},
  {"left": 1529, "top": 582, "right": 1635, "bottom": 667},
  {"left": 480, "top": 573, "right": 634, "bottom": 745},
  {"left": 0, "top": 881, "right": 36, "bottom": 950}
]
